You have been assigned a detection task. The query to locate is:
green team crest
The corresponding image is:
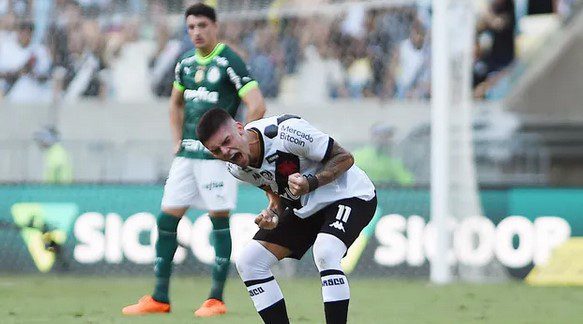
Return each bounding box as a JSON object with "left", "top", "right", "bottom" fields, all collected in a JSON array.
[{"left": 194, "top": 66, "right": 205, "bottom": 83}]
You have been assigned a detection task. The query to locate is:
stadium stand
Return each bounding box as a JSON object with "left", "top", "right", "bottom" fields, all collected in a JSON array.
[{"left": 1, "top": 0, "right": 582, "bottom": 185}]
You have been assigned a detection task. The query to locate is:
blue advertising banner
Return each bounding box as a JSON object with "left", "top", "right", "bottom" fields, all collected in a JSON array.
[{"left": 0, "top": 185, "right": 580, "bottom": 277}]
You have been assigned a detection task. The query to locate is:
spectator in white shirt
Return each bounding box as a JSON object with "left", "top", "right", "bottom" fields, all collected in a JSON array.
[
  {"left": 0, "top": 21, "right": 52, "bottom": 102},
  {"left": 385, "top": 19, "right": 430, "bottom": 99}
]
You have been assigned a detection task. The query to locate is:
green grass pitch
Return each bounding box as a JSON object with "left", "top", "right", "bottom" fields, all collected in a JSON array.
[{"left": 1, "top": 275, "right": 583, "bottom": 323}]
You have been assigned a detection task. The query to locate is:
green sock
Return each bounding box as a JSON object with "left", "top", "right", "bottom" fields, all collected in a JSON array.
[
  {"left": 209, "top": 217, "right": 231, "bottom": 301},
  {"left": 152, "top": 212, "right": 180, "bottom": 303}
]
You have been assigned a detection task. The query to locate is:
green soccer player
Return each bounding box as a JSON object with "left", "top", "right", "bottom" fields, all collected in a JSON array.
[{"left": 122, "top": 2, "right": 266, "bottom": 317}]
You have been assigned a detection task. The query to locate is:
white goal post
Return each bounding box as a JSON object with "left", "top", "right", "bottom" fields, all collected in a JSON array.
[{"left": 431, "top": 0, "right": 480, "bottom": 284}]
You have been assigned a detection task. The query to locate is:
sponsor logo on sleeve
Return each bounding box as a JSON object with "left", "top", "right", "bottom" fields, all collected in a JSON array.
[
  {"left": 215, "top": 56, "right": 229, "bottom": 67},
  {"left": 174, "top": 63, "right": 181, "bottom": 81},
  {"left": 226, "top": 67, "right": 242, "bottom": 89}
]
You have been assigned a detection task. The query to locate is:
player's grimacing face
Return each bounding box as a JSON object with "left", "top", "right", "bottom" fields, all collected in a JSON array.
[
  {"left": 186, "top": 15, "right": 217, "bottom": 49},
  {"left": 205, "top": 122, "right": 251, "bottom": 167}
]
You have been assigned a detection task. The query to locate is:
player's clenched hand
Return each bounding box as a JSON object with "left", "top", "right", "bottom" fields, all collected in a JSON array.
[
  {"left": 288, "top": 173, "right": 309, "bottom": 196},
  {"left": 255, "top": 209, "right": 279, "bottom": 230}
]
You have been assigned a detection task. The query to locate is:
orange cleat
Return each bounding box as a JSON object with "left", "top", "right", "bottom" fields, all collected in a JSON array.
[
  {"left": 194, "top": 298, "right": 227, "bottom": 317},
  {"left": 122, "top": 295, "right": 171, "bottom": 315}
]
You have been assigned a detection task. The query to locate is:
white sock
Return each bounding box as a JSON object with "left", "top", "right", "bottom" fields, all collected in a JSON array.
[
  {"left": 314, "top": 233, "right": 350, "bottom": 323},
  {"left": 313, "top": 233, "right": 350, "bottom": 303},
  {"left": 236, "top": 240, "right": 284, "bottom": 312}
]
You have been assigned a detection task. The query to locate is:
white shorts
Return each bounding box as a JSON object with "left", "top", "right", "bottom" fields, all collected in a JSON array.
[{"left": 161, "top": 157, "right": 237, "bottom": 211}]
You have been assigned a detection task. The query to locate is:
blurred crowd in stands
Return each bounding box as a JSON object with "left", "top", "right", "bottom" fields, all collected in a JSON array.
[
  {"left": 0, "top": 0, "right": 143, "bottom": 103},
  {"left": 472, "top": 0, "right": 579, "bottom": 99},
  {"left": 0, "top": 0, "right": 580, "bottom": 103}
]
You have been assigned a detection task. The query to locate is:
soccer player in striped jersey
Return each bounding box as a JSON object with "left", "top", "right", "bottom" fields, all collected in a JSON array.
[{"left": 197, "top": 108, "right": 377, "bottom": 324}]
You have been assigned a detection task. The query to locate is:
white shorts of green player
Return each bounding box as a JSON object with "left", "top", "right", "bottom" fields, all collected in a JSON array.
[{"left": 161, "top": 157, "right": 237, "bottom": 211}]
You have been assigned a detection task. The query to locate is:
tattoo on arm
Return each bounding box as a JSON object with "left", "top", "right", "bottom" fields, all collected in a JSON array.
[{"left": 315, "top": 142, "right": 354, "bottom": 187}]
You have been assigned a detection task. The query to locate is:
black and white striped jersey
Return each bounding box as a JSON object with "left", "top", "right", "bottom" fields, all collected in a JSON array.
[{"left": 227, "top": 114, "right": 375, "bottom": 218}]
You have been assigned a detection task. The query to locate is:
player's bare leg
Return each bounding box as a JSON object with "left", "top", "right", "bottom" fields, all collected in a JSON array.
[
  {"left": 122, "top": 207, "right": 187, "bottom": 315},
  {"left": 194, "top": 209, "right": 231, "bottom": 317}
]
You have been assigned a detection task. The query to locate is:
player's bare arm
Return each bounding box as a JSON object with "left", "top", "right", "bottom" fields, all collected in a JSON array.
[
  {"left": 169, "top": 86, "right": 185, "bottom": 154},
  {"left": 288, "top": 141, "right": 354, "bottom": 196},
  {"left": 263, "top": 186, "right": 284, "bottom": 214},
  {"left": 242, "top": 87, "right": 266, "bottom": 123},
  {"left": 255, "top": 185, "right": 282, "bottom": 230}
]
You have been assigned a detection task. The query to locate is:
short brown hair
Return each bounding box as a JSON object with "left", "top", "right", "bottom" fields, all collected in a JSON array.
[{"left": 197, "top": 108, "right": 233, "bottom": 143}]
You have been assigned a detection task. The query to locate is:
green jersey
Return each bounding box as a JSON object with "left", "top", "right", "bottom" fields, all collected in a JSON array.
[{"left": 173, "top": 42, "right": 258, "bottom": 159}]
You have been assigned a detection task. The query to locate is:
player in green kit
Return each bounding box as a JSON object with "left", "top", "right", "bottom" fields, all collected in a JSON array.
[{"left": 122, "top": 2, "right": 266, "bottom": 317}]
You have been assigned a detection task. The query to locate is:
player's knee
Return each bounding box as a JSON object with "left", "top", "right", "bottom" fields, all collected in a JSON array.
[
  {"left": 235, "top": 250, "right": 253, "bottom": 277},
  {"left": 161, "top": 207, "right": 187, "bottom": 218},
  {"left": 157, "top": 212, "right": 181, "bottom": 233},
  {"left": 236, "top": 240, "right": 277, "bottom": 280},
  {"left": 313, "top": 234, "right": 347, "bottom": 272}
]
